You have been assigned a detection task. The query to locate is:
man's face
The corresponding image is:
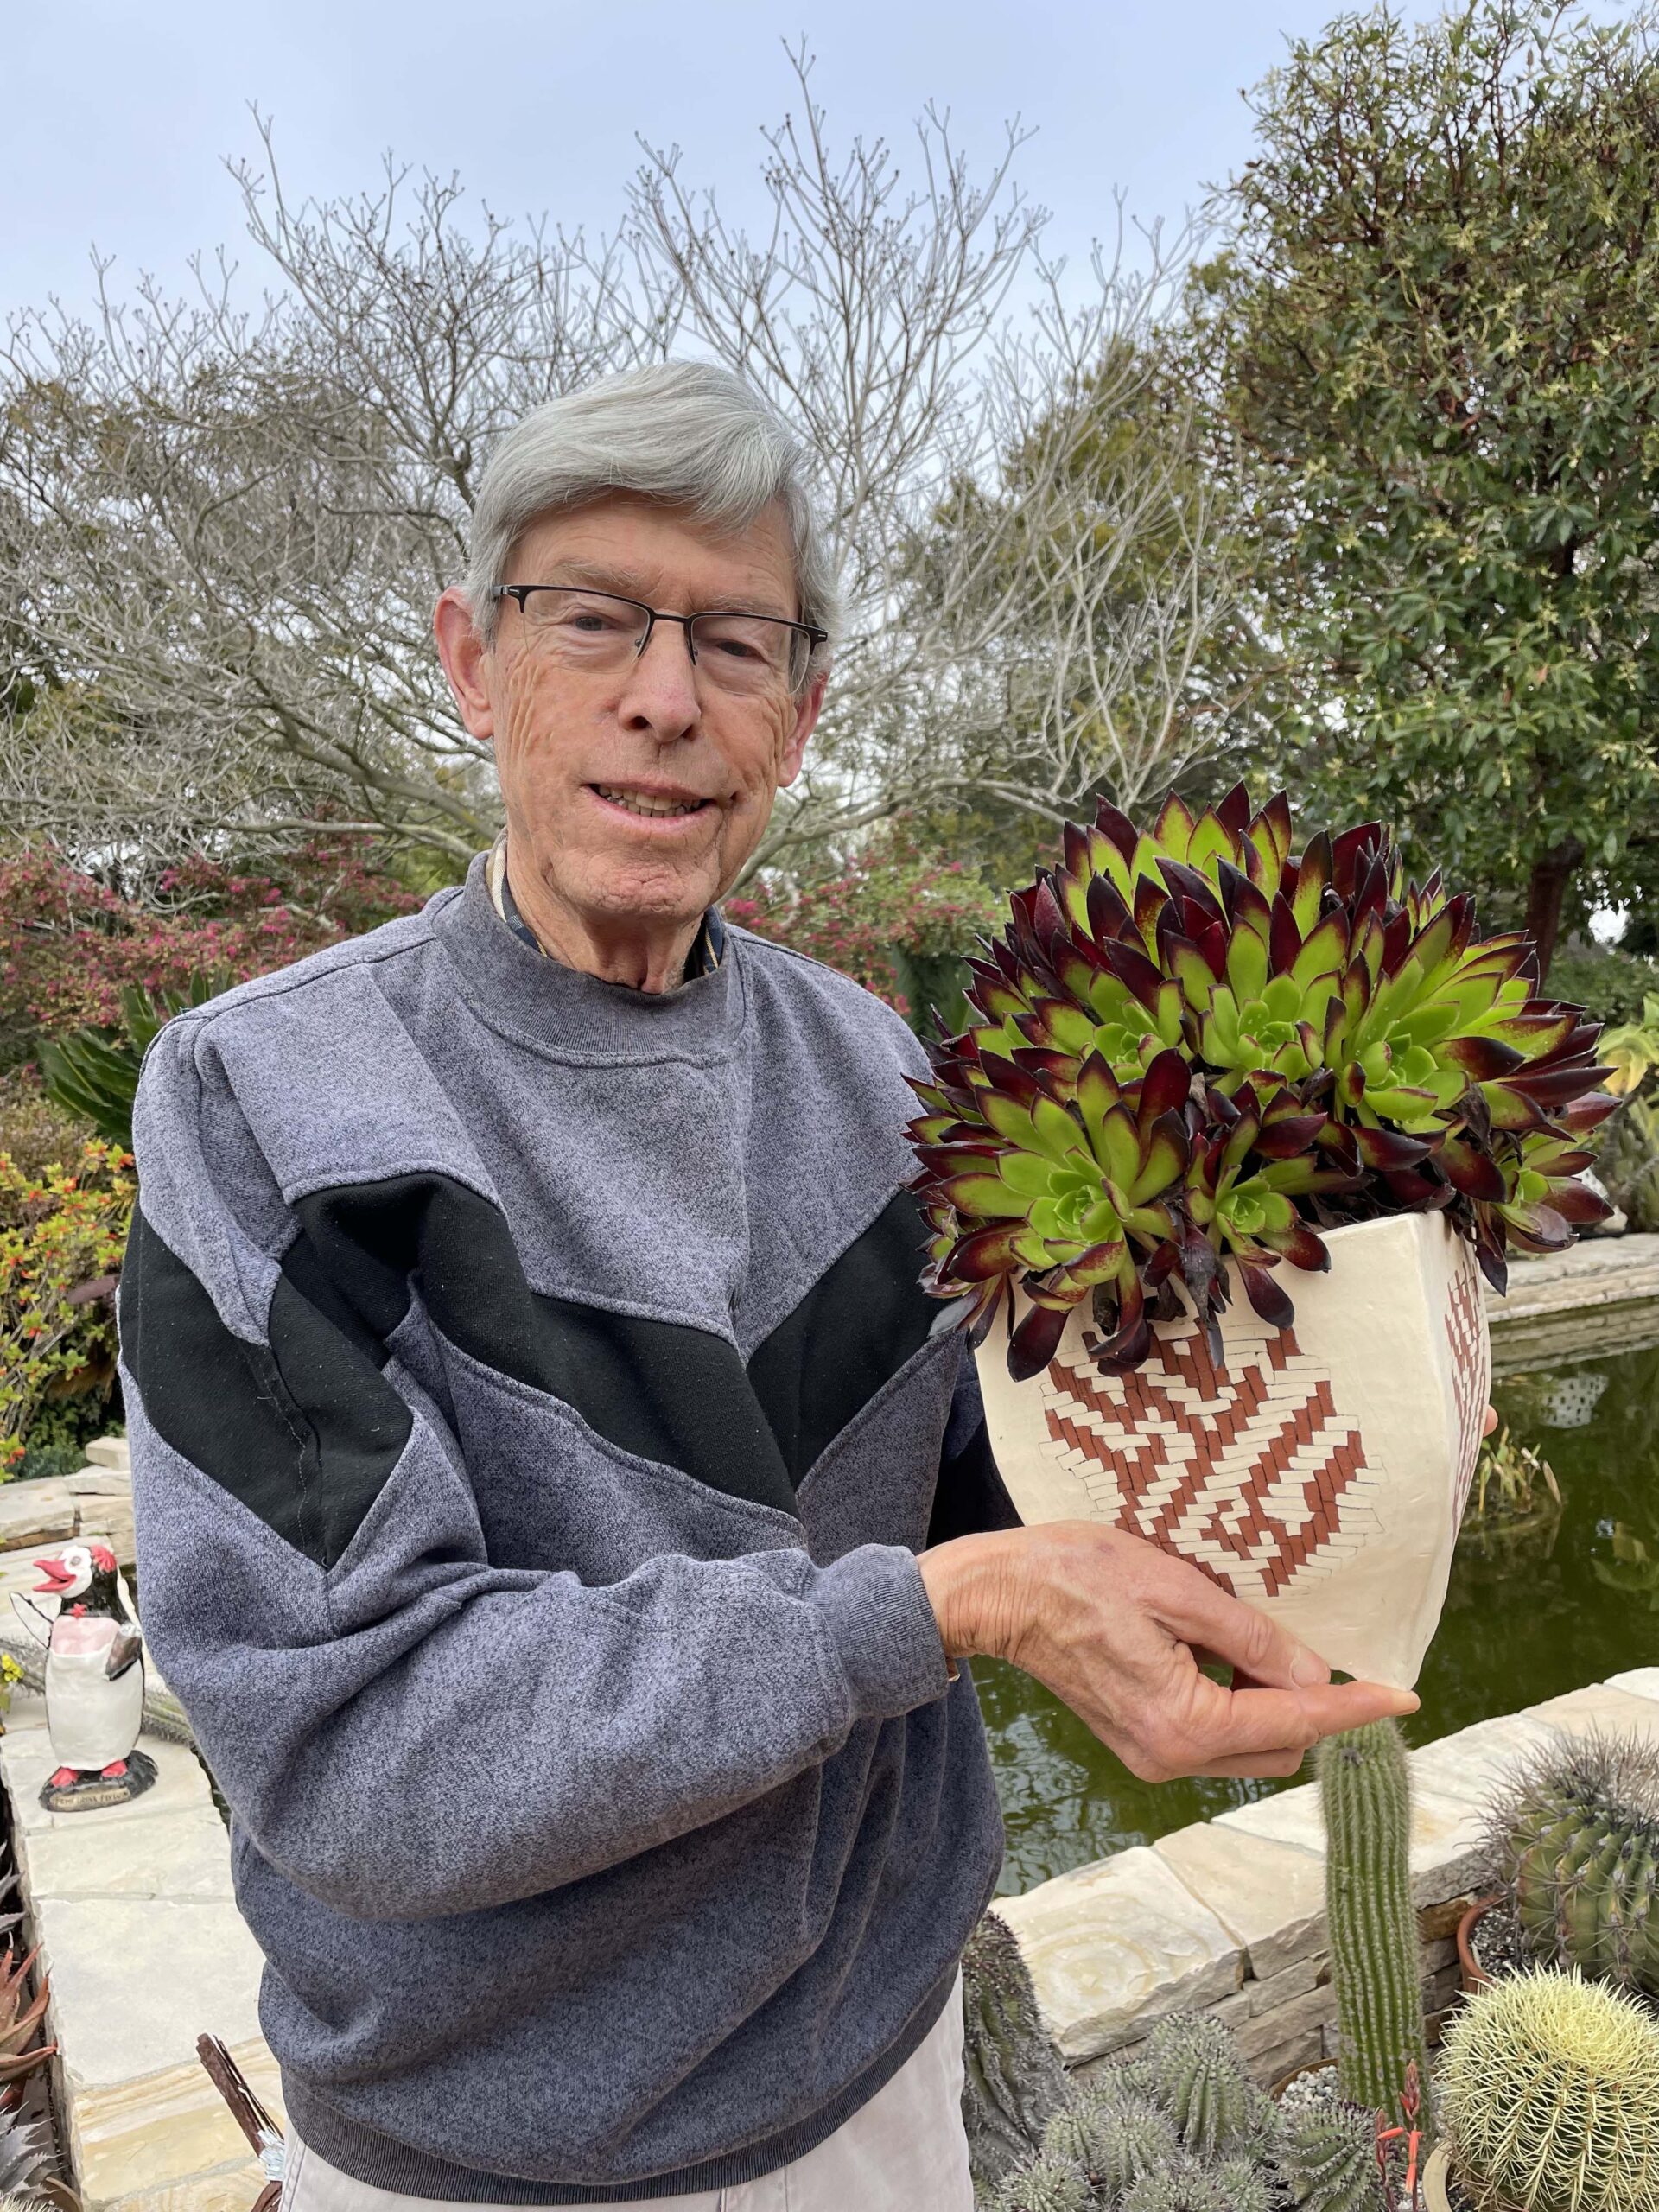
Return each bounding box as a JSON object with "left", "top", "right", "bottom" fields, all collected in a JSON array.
[{"left": 438, "top": 494, "right": 823, "bottom": 950}]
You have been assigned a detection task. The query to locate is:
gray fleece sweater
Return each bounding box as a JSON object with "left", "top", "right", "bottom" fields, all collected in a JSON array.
[{"left": 120, "top": 857, "right": 1010, "bottom": 2203}]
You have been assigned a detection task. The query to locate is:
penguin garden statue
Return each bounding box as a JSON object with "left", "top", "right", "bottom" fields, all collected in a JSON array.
[{"left": 16, "top": 1542, "right": 155, "bottom": 1811}]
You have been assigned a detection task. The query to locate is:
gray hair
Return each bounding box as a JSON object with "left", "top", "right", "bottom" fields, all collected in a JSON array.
[{"left": 463, "top": 362, "right": 840, "bottom": 688}]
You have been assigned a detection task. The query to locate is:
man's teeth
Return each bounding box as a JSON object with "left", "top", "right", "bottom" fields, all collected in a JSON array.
[{"left": 594, "top": 785, "right": 703, "bottom": 818}]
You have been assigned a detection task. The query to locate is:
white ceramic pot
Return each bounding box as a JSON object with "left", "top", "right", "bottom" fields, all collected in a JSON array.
[
  {"left": 975, "top": 1211, "right": 1491, "bottom": 1688},
  {"left": 1423, "top": 2143, "right": 1454, "bottom": 2210}
]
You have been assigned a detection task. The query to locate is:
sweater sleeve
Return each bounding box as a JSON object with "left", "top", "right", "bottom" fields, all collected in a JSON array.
[{"left": 121, "top": 1016, "right": 951, "bottom": 1923}]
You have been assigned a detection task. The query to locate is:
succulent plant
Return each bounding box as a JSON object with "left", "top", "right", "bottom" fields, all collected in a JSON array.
[
  {"left": 960, "top": 1912, "right": 1071, "bottom": 2190},
  {"left": 1317, "top": 1719, "right": 1430, "bottom": 2130},
  {"left": 0, "top": 2096, "right": 51, "bottom": 2202},
  {"left": 1142, "top": 2010, "right": 1274, "bottom": 2161},
  {"left": 0, "top": 1949, "right": 54, "bottom": 2091},
  {"left": 1118, "top": 2161, "right": 1234, "bottom": 2212},
  {"left": 908, "top": 784, "right": 1613, "bottom": 1378},
  {"left": 1485, "top": 1729, "right": 1659, "bottom": 2002},
  {"left": 987, "top": 2150, "right": 1092, "bottom": 2212},
  {"left": 1440, "top": 1966, "right": 1659, "bottom": 2211},
  {"left": 1281, "top": 2102, "right": 1389, "bottom": 2212}
]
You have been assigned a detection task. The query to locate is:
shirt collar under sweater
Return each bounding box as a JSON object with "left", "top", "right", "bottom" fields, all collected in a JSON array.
[
  {"left": 436, "top": 849, "right": 745, "bottom": 1064},
  {"left": 486, "top": 831, "right": 726, "bottom": 982}
]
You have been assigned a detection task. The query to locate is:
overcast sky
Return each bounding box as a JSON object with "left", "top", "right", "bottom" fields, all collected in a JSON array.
[{"left": 3, "top": 1, "right": 1456, "bottom": 324}]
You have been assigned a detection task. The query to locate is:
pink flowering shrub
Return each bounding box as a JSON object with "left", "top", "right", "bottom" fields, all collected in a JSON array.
[
  {"left": 726, "top": 842, "right": 1002, "bottom": 1016},
  {"left": 0, "top": 842, "right": 423, "bottom": 1042}
]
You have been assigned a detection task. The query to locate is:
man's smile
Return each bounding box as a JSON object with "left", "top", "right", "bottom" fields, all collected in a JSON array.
[{"left": 587, "top": 781, "right": 716, "bottom": 825}]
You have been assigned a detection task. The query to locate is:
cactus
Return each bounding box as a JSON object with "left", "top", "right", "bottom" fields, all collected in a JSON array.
[
  {"left": 987, "top": 2151, "right": 1092, "bottom": 2212},
  {"left": 1316, "top": 1718, "right": 1429, "bottom": 2127},
  {"left": 1440, "top": 1966, "right": 1659, "bottom": 2212},
  {"left": 1142, "top": 2010, "right": 1274, "bottom": 2159},
  {"left": 1485, "top": 1729, "right": 1659, "bottom": 2001},
  {"left": 1118, "top": 2160, "right": 1231, "bottom": 2212},
  {"left": 1214, "top": 2156, "right": 1281, "bottom": 2212},
  {"left": 960, "top": 1912, "right": 1071, "bottom": 2190},
  {"left": 1281, "top": 2103, "right": 1388, "bottom": 2212}
]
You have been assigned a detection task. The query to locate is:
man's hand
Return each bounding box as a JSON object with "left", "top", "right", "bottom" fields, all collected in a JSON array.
[{"left": 918, "top": 1521, "right": 1418, "bottom": 1783}]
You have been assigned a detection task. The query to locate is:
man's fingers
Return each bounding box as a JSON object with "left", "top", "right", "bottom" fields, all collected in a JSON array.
[
  {"left": 1483, "top": 1403, "right": 1498, "bottom": 1437},
  {"left": 1224, "top": 1677, "right": 1417, "bottom": 1757},
  {"left": 1145, "top": 1554, "right": 1333, "bottom": 1693},
  {"left": 1192, "top": 1750, "right": 1308, "bottom": 1780}
]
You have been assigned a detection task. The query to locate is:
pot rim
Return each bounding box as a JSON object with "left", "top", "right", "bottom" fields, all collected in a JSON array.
[{"left": 1457, "top": 1893, "right": 1501, "bottom": 1993}]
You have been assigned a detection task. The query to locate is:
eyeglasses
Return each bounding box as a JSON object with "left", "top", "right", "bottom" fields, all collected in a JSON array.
[{"left": 493, "top": 585, "right": 827, "bottom": 695}]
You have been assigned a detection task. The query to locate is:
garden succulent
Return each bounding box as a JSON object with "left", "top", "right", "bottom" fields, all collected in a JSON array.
[
  {"left": 1439, "top": 1966, "right": 1659, "bottom": 2212},
  {"left": 987, "top": 2150, "right": 1092, "bottom": 2212},
  {"left": 1142, "top": 2010, "right": 1274, "bottom": 2160},
  {"left": 1280, "top": 2102, "right": 1388, "bottom": 2212},
  {"left": 909, "top": 783, "right": 1613, "bottom": 1377},
  {"left": 1117, "top": 2159, "right": 1235, "bottom": 2212},
  {"left": 959, "top": 1912, "right": 1071, "bottom": 2190},
  {"left": 1317, "top": 1719, "right": 1430, "bottom": 2129},
  {"left": 1485, "top": 1730, "right": 1659, "bottom": 2001}
]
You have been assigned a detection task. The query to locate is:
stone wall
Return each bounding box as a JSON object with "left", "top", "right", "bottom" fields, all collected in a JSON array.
[{"left": 997, "top": 1669, "right": 1659, "bottom": 2088}]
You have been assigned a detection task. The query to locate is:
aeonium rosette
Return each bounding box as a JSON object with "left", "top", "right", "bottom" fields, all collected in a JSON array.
[{"left": 906, "top": 784, "right": 1615, "bottom": 1380}]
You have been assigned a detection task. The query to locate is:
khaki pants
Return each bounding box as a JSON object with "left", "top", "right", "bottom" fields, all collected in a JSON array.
[{"left": 283, "top": 1981, "right": 974, "bottom": 2212}]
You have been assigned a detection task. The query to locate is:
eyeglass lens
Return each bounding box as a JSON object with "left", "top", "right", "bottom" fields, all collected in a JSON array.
[{"left": 515, "top": 589, "right": 800, "bottom": 690}]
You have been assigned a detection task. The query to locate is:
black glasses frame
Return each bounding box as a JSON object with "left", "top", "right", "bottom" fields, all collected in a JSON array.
[{"left": 492, "top": 584, "right": 828, "bottom": 675}]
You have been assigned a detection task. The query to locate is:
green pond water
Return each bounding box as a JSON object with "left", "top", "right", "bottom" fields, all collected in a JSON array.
[{"left": 976, "top": 1331, "right": 1659, "bottom": 1897}]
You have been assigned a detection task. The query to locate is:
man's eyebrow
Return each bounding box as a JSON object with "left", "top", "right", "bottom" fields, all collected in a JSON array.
[{"left": 537, "top": 560, "right": 795, "bottom": 621}]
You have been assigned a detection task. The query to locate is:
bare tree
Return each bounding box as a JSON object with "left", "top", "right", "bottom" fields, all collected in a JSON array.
[{"left": 1, "top": 53, "right": 1238, "bottom": 881}]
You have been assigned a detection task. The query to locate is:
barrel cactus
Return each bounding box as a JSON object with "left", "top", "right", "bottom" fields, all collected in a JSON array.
[
  {"left": 1281, "top": 2103, "right": 1389, "bottom": 2212},
  {"left": 961, "top": 1911, "right": 1070, "bottom": 2189},
  {"left": 1118, "top": 2162, "right": 1231, "bottom": 2212},
  {"left": 1317, "top": 1718, "right": 1431, "bottom": 2127},
  {"left": 1440, "top": 1966, "right": 1659, "bottom": 2211},
  {"left": 1485, "top": 1730, "right": 1659, "bottom": 2002}
]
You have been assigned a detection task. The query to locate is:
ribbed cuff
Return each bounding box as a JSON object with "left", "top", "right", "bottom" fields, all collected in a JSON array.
[{"left": 812, "top": 1543, "right": 951, "bottom": 1720}]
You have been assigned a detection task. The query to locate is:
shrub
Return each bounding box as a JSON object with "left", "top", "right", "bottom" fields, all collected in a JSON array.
[
  {"left": 0, "top": 1141, "right": 134, "bottom": 1475},
  {"left": 0, "top": 1071, "right": 87, "bottom": 1182},
  {"left": 1548, "top": 943, "right": 1659, "bottom": 1028}
]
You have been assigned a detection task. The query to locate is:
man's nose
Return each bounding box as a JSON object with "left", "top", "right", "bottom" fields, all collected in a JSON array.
[{"left": 615, "top": 620, "right": 700, "bottom": 740}]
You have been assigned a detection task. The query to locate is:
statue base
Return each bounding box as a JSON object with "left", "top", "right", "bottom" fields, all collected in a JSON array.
[{"left": 39, "top": 1748, "right": 157, "bottom": 1815}]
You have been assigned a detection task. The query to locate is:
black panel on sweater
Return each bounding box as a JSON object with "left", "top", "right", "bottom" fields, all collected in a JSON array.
[
  {"left": 120, "top": 1209, "right": 413, "bottom": 1568},
  {"left": 747, "top": 1192, "right": 942, "bottom": 1490},
  {"left": 925, "top": 1419, "right": 1021, "bottom": 1547},
  {"left": 289, "top": 1175, "right": 798, "bottom": 1519}
]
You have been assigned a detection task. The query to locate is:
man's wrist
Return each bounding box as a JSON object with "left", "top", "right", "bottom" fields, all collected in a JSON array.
[{"left": 917, "top": 1529, "right": 1024, "bottom": 1665}]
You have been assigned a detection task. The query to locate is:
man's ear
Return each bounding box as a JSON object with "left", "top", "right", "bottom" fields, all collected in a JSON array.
[
  {"left": 778, "top": 670, "right": 829, "bottom": 789},
  {"left": 434, "top": 588, "right": 496, "bottom": 743}
]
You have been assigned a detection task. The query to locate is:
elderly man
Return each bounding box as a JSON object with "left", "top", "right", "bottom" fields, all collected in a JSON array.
[{"left": 122, "top": 363, "right": 1412, "bottom": 2212}]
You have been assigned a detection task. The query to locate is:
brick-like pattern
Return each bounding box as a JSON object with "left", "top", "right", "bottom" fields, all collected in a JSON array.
[
  {"left": 1041, "top": 1318, "right": 1379, "bottom": 1602},
  {"left": 1445, "top": 1249, "right": 1490, "bottom": 1522}
]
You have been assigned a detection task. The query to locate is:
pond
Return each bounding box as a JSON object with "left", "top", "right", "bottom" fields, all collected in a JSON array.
[{"left": 977, "top": 1327, "right": 1659, "bottom": 1896}]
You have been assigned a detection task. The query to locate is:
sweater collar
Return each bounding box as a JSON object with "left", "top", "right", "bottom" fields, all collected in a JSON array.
[{"left": 433, "top": 853, "right": 746, "bottom": 1064}]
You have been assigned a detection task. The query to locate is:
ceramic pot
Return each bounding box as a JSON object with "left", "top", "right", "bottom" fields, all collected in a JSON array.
[
  {"left": 1457, "top": 1897, "right": 1498, "bottom": 1994},
  {"left": 975, "top": 1211, "right": 1491, "bottom": 1688},
  {"left": 1423, "top": 2144, "right": 1454, "bottom": 2211}
]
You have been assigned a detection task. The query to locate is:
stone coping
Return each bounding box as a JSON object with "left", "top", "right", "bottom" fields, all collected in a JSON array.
[
  {"left": 0, "top": 1685, "right": 275, "bottom": 2212},
  {"left": 1487, "top": 1234, "right": 1659, "bottom": 1373},
  {"left": 999, "top": 1668, "right": 1659, "bottom": 2072}
]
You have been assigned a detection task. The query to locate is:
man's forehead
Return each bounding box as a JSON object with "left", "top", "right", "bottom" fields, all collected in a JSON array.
[{"left": 510, "top": 498, "right": 798, "bottom": 616}]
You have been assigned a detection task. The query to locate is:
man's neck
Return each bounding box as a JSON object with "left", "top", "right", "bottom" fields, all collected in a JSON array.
[{"left": 503, "top": 852, "right": 702, "bottom": 995}]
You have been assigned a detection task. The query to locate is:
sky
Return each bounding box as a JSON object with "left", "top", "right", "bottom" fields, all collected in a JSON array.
[{"left": 1, "top": 0, "right": 1454, "bottom": 325}]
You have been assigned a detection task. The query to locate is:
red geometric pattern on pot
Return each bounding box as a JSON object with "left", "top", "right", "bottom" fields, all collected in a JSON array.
[
  {"left": 1444, "top": 1251, "right": 1490, "bottom": 1522},
  {"left": 1042, "top": 1320, "right": 1380, "bottom": 1600}
]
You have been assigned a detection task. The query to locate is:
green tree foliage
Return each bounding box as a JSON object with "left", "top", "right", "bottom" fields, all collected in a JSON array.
[{"left": 1204, "top": 0, "right": 1659, "bottom": 971}]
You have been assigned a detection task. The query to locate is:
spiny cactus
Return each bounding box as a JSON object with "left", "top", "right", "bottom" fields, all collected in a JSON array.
[
  {"left": 1440, "top": 1966, "right": 1659, "bottom": 2212},
  {"left": 1214, "top": 2155, "right": 1281, "bottom": 2212},
  {"left": 1143, "top": 2010, "right": 1274, "bottom": 2160},
  {"left": 1118, "top": 2159, "right": 1231, "bottom": 2212},
  {"left": 1316, "top": 1718, "right": 1430, "bottom": 2127},
  {"left": 1486, "top": 1729, "right": 1659, "bottom": 2002},
  {"left": 988, "top": 2150, "right": 1091, "bottom": 2212},
  {"left": 961, "top": 1912, "right": 1071, "bottom": 2190},
  {"left": 1281, "top": 2103, "right": 1388, "bottom": 2212}
]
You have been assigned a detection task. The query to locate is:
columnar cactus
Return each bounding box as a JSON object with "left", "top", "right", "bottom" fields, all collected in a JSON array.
[
  {"left": 1486, "top": 1730, "right": 1659, "bottom": 2001},
  {"left": 1281, "top": 2105, "right": 1389, "bottom": 2212},
  {"left": 960, "top": 1912, "right": 1071, "bottom": 2190},
  {"left": 1316, "top": 1718, "right": 1430, "bottom": 2126},
  {"left": 1440, "top": 1966, "right": 1659, "bottom": 2211},
  {"left": 1142, "top": 2011, "right": 1274, "bottom": 2160}
]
